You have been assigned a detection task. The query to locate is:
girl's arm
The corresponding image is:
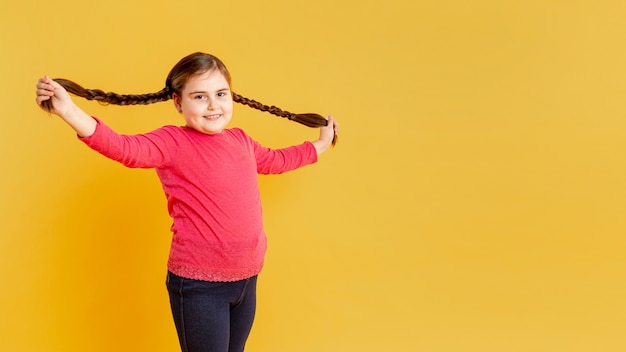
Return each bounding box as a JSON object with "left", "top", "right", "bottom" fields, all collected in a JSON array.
[
  {"left": 35, "top": 75, "right": 97, "bottom": 137},
  {"left": 311, "top": 115, "right": 338, "bottom": 156}
]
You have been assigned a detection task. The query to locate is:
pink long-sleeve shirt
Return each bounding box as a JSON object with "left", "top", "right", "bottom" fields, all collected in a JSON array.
[{"left": 81, "top": 118, "right": 318, "bottom": 282}]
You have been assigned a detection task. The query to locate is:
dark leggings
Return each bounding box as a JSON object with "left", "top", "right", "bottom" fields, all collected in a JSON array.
[{"left": 166, "top": 271, "right": 257, "bottom": 352}]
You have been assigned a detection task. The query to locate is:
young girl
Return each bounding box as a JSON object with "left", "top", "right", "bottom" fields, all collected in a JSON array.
[{"left": 35, "top": 52, "right": 338, "bottom": 352}]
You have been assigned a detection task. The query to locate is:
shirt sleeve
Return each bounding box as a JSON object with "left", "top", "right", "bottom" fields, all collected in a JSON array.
[
  {"left": 251, "top": 136, "right": 318, "bottom": 175},
  {"left": 78, "top": 117, "right": 178, "bottom": 169}
]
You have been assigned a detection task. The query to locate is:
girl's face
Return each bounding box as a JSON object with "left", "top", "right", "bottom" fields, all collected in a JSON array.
[{"left": 173, "top": 69, "right": 233, "bottom": 134}]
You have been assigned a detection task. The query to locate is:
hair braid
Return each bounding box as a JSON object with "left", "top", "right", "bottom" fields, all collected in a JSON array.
[
  {"left": 41, "top": 78, "right": 171, "bottom": 112},
  {"left": 232, "top": 93, "right": 329, "bottom": 128}
]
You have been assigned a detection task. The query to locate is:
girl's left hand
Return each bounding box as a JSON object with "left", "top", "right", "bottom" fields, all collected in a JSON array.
[{"left": 313, "top": 115, "right": 338, "bottom": 155}]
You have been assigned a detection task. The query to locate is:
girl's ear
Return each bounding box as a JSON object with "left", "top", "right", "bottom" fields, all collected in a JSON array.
[{"left": 172, "top": 93, "right": 182, "bottom": 113}]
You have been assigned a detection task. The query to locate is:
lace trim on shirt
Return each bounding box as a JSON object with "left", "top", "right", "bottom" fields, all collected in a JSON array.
[{"left": 168, "top": 262, "right": 264, "bottom": 282}]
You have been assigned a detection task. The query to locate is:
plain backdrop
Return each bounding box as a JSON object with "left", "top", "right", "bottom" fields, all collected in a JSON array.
[{"left": 2, "top": 0, "right": 626, "bottom": 351}]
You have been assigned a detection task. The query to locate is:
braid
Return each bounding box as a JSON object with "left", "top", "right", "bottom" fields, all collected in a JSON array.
[
  {"left": 232, "top": 93, "right": 328, "bottom": 128},
  {"left": 232, "top": 93, "right": 336, "bottom": 146},
  {"left": 232, "top": 93, "right": 297, "bottom": 120},
  {"left": 41, "top": 78, "right": 171, "bottom": 112}
]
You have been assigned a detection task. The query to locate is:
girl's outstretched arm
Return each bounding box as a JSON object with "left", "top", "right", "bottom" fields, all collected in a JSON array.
[
  {"left": 312, "top": 115, "right": 338, "bottom": 156},
  {"left": 36, "top": 75, "right": 97, "bottom": 137}
]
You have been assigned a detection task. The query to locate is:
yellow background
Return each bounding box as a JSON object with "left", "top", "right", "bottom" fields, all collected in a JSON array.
[{"left": 2, "top": 0, "right": 626, "bottom": 351}]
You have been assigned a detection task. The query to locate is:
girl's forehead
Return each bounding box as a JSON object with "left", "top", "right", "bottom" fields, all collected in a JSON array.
[
  {"left": 194, "top": 70, "right": 226, "bottom": 81},
  {"left": 184, "top": 70, "right": 230, "bottom": 89}
]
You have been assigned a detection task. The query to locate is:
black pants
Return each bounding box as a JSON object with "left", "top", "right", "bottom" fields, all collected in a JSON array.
[{"left": 166, "top": 271, "right": 258, "bottom": 352}]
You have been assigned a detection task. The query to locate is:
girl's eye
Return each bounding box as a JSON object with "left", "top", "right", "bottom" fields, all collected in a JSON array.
[
  {"left": 194, "top": 94, "right": 206, "bottom": 100},
  {"left": 217, "top": 92, "right": 227, "bottom": 97}
]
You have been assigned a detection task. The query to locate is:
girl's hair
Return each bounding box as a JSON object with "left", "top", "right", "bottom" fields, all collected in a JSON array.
[{"left": 41, "top": 52, "right": 336, "bottom": 145}]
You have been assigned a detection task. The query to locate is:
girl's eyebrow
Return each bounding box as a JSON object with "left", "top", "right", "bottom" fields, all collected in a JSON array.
[{"left": 188, "top": 88, "right": 230, "bottom": 95}]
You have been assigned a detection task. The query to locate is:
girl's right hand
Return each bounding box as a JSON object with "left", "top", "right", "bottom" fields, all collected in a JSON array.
[
  {"left": 35, "top": 75, "right": 97, "bottom": 137},
  {"left": 35, "top": 75, "right": 74, "bottom": 116}
]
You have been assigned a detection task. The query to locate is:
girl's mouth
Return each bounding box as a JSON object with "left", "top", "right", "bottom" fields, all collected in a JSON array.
[{"left": 204, "top": 114, "right": 221, "bottom": 121}]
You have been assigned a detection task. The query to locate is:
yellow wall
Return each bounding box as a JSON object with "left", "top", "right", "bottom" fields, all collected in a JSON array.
[{"left": 2, "top": 0, "right": 626, "bottom": 351}]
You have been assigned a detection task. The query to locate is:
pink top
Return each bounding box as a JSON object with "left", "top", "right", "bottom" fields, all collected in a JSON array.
[{"left": 81, "top": 118, "right": 318, "bottom": 281}]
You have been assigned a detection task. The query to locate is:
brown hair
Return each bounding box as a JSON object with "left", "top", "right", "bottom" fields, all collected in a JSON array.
[{"left": 41, "top": 52, "right": 336, "bottom": 144}]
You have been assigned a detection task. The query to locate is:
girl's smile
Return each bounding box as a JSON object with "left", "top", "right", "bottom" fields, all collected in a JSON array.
[{"left": 204, "top": 113, "right": 222, "bottom": 120}]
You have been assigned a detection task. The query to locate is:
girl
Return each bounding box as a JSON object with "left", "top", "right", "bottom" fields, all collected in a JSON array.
[{"left": 35, "top": 52, "right": 338, "bottom": 352}]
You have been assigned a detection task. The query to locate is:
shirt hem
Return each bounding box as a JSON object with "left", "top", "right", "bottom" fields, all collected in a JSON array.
[{"left": 167, "top": 262, "right": 264, "bottom": 282}]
